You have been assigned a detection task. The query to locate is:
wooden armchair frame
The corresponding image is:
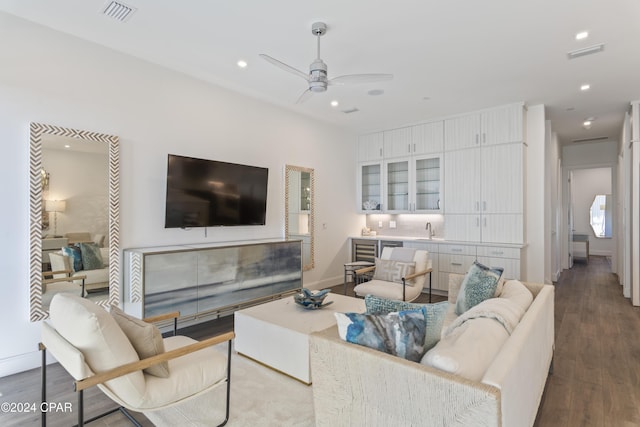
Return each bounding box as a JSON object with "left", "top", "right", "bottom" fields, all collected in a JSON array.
[
  {"left": 42, "top": 269, "right": 87, "bottom": 297},
  {"left": 40, "top": 310, "right": 234, "bottom": 427}
]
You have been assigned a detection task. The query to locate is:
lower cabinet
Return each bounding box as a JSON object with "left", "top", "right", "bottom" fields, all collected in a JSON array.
[
  {"left": 476, "top": 245, "right": 521, "bottom": 280},
  {"left": 123, "top": 240, "right": 302, "bottom": 320}
]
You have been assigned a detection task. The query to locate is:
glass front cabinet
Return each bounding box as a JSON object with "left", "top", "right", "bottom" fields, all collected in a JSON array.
[
  {"left": 383, "top": 154, "right": 442, "bottom": 214},
  {"left": 357, "top": 161, "right": 383, "bottom": 212}
]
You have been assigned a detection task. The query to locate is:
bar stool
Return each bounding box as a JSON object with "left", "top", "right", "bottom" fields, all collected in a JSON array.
[{"left": 343, "top": 261, "right": 374, "bottom": 294}]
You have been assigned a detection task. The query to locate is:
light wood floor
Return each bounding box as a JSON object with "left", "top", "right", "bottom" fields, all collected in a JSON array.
[{"left": 1, "top": 256, "right": 638, "bottom": 426}]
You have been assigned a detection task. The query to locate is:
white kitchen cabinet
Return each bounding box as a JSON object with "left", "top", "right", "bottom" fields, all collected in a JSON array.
[
  {"left": 444, "top": 103, "right": 524, "bottom": 151},
  {"left": 404, "top": 241, "right": 441, "bottom": 291},
  {"left": 357, "top": 161, "right": 383, "bottom": 212},
  {"left": 383, "top": 127, "right": 413, "bottom": 159},
  {"left": 477, "top": 245, "right": 521, "bottom": 280},
  {"left": 384, "top": 121, "right": 444, "bottom": 159},
  {"left": 358, "top": 132, "right": 384, "bottom": 162},
  {"left": 384, "top": 154, "right": 443, "bottom": 213},
  {"left": 444, "top": 142, "right": 524, "bottom": 244}
]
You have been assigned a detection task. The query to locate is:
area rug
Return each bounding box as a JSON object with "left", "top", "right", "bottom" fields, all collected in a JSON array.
[{"left": 143, "top": 345, "right": 315, "bottom": 426}]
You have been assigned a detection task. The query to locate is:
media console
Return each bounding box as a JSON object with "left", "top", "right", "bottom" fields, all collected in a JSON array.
[{"left": 123, "top": 239, "right": 302, "bottom": 323}]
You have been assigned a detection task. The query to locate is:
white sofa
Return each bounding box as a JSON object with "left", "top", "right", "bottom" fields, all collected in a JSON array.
[{"left": 309, "top": 275, "right": 555, "bottom": 427}]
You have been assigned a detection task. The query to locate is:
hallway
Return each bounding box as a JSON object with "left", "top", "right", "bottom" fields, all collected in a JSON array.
[{"left": 535, "top": 256, "right": 640, "bottom": 426}]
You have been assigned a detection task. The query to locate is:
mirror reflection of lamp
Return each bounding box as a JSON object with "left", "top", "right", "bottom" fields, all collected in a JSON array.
[{"left": 45, "top": 200, "right": 66, "bottom": 237}]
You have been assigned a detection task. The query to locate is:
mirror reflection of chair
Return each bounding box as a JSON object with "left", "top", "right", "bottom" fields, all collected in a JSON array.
[
  {"left": 353, "top": 247, "right": 432, "bottom": 302},
  {"left": 40, "top": 293, "right": 234, "bottom": 426}
]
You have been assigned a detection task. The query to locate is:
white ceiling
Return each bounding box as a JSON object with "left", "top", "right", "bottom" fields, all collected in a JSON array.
[{"left": 2, "top": 0, "right": 639, "bottom": 144}]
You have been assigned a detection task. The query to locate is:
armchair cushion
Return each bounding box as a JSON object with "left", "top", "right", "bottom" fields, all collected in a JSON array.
[
  {"left": 335, "top": 308, "right": 427, "bottom": 362},
  {"left": 49, "top": 294, "right": 145, "bottom": 405},
  {"left": 455, "top": 261, "right": 504, "bottom": 315},
  {"left": 372, "top": 258, "right": 416, "bottom": 285},
  {"left": 110, "top": 306, "right": 170, "bottom": 378},
  {"left": 78, "top": 242, "right": 104, "bottom": 270}
]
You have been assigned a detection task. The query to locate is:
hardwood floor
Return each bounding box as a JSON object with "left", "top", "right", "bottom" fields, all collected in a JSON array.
[
  {"left": 1, "top": 256, "right": 638, "bottom": 426},
  {"left": 534, "top": 256, "right": 640, "bottom": 426}
]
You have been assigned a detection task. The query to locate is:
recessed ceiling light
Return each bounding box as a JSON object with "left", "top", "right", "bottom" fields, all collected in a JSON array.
[
  {"left": 367, "top": 89, "right": 384, "bottom": 96},
  {"left": 64, "top": 144, "right": 71, "bottom": 149},
  {"left": 583, "top": 120, "right": 592, "bottom": 128},
  {"left": 237, "top": 60, "right": 248, "bottom": 68},
  {"left": 330, "top": 100, "right": 339, "bottom": 107},
  {"left": 575, "top": 31, "right": 589, "bottom": 40},
  {"left": 580, "top": 84, "right": 590, "bottom": 91}
]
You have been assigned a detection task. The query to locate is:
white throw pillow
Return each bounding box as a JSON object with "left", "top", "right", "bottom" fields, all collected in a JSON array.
[{"left": 421, "top": 317, "right": 509, "bottom": 381}]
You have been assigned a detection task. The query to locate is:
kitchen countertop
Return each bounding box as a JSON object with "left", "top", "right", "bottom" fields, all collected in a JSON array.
[{"left": 350, "top": 235, "right": 526, "bottom": 248}]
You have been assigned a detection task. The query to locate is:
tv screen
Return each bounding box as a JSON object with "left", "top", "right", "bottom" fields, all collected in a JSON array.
[{"left": 165, "top": 154, "right": 268, "bottom": 228}]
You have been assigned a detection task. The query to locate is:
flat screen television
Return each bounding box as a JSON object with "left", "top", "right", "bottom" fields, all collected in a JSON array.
[{"left": 165, "top": 154, "right": 268, "bottom": 228}]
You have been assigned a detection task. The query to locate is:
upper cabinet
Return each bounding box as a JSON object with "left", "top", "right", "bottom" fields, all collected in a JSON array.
[
  {"left": 358, "top": 132, "right": 384, "bottom": 161},
  {"left": 444, "top": 103, "right": 524, "bottom": 151},
  {"left": 357, "top": 161, "right": 383, "bottom": 212},
  {"left": 383, "top": 121, "right": 444, "bottom": 158},
  {"left": 384, "top": 154, "right": 443, "bottom": 214}
]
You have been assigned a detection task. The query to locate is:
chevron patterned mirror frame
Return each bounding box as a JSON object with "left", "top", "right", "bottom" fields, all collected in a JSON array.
[{"left": 29, "top": 122, "right": 120, "bottom": 321}]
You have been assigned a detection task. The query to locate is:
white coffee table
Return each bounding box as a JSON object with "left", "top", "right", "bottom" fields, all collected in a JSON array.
[{"left": 234, "top": 292, "right": 364, "bottom": 384}]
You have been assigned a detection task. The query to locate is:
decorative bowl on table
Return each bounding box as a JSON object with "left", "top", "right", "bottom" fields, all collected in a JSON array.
[{"left": 294, "top": 288, "right": 333, "bottom": 309}]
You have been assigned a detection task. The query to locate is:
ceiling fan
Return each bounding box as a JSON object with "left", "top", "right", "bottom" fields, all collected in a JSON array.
[{"left": 260, "top": 22, "right": 393, "bottom": 104}]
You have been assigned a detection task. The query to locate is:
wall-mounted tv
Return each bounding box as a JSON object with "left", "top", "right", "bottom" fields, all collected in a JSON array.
[{"left": 165, "top": 154, "right": 268, "bottom": 228}]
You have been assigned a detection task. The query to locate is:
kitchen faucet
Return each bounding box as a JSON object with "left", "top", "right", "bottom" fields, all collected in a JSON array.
[{"left": 425, "top": 222, "right": 433, "bottom": 239}]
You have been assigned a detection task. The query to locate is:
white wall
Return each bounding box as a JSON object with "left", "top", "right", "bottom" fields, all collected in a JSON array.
[
  {"left": 0, "top": 13, "right": 362, "bottom": 376},
  {"left": 525, "top": 105, "right": 546, "bottom": 283}
]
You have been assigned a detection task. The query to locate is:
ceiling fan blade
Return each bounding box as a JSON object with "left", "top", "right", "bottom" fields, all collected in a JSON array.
[
  {"left": 329, "top": 73, "right": 393, "bottom": 85},
  {"left": 295, "top": 89, "right": 314, "bottom": 104},
  {"left": 259, "top": 54, "right": 309, "bottom": 81}
]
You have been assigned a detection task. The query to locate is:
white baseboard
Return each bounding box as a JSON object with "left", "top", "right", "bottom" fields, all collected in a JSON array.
[{"left": 0, "top": 350, "right": 43, "bottom": 378}]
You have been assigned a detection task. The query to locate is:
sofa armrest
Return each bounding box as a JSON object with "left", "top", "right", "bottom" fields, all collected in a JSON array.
[
  {"left": 481, "top": 284, "right": 554, "bottom": 427},
  {"left": 310, "top": 325, "right": 500, "bottom": 426}
]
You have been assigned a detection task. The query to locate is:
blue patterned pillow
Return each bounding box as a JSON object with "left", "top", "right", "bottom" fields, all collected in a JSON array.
[
  {"left": 335, "top": 308, "right": 427, "bottom": 362},
  {"left": 61, "top": 245, "right": 83, "bottom": 272},
  {"left": 455, "top": 261, "right": 504, "bottom": 315},
  {"left": 78, "top": 242, "right": 104, "bottom": 270},
  {"left": 364, "top": 295, "right": 449, "bottom": 351}
]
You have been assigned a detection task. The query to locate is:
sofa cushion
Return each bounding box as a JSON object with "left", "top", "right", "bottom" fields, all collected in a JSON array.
[
  {"left": 499, "top": 279, "right": 533, "bottom": 312},
  {"left": 61, "top": 245, "right": 83, "bottom": 272},
  {"left": 110, "top": 306, "right": 170, "bottom": 378},
  {"left": 372, "top": 258, "right": 416, "bottom": 285},
  {"left": 364, "top": 295, "right": 449, "bottom": 351},
  {"left": 335, "top": 308, "right": 427, "bottom": 362},
  {"left": 49, "top": 293, "right": 145, "bottom": 405},
  {"left": 421, "top": 317, "right": 509, "bottom": 381},
  {"left": 78, "top": 242, "right": 104, "bottom": 270},
  {"left": 455, "top": 261, "right": 504, "bottom": 315}
]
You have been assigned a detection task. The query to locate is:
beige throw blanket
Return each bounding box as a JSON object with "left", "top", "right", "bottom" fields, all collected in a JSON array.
[{"left": 444, "top": 297, "right": 525, "bottom": 336}]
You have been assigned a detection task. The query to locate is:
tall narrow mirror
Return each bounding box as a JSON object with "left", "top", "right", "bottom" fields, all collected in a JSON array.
[
  {"left": 589, "top": 194, "right": 612, "bottom": 238},
  {"left": 285, "top": 165, "right": 314, "bottom": 271},
  {"left": 29, "top": 123, "right": 119, "bottom": 321}
]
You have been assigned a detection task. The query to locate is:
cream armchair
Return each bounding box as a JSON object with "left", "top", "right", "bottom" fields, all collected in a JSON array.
[
  {"left": 353, "top": 247, "right": 432, "bottom": 302},
  {"left": 40, "top": 293, "right": 233, "bottom": 426}
]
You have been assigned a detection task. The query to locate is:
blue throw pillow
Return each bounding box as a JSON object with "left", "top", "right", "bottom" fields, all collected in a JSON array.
[
  {"left": 78, "top": 242, "right": 104, "bottom": 270},
  {"left": 61, "top": 245, "right": 83, "bottom": 272},
  {"left": 364, "top": 295, "right": 449, "bottom": 351},
  {"left": 335, "top": 308, "right": 427, "bottom": 362},
  {"left": 455, "top": 261, "right": 504, "bottom": 315}
]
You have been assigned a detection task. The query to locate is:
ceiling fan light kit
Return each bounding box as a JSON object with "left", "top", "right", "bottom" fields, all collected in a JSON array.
[{"left": 261, "top": 22, "right": 393, "bottom": 103}]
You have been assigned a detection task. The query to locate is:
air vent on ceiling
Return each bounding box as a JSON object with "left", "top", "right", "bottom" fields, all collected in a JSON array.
[
  {"left": 341, "top": 108, "right": 360, "bottom": 114},
  {"left": 572, "top": 136, "right": 609, "bottom": 143},
  {"left": 567, "top": 44, "right": 605, "bottom": 60},
  {"left": 101, "top": 1, "right": 137, "bottom": 22}
]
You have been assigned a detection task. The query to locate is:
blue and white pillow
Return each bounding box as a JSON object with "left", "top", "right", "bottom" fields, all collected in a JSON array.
[
  {"left": 61, "top": 245, "right": 83, "bottom": 272},
  {"left": 78, "top": 242, "right": 104, "bottom": 270},
  {"left": 455, "top": 261, "right": 504, "bottom": 315},
  {"left": 335, "top": 308, "right": 427, "bottom": 362},
  {"left": 364, "top": 295, "right": 449, "bottom": 351}
]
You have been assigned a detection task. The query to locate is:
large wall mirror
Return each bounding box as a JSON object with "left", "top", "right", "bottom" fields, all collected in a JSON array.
[
  {"left": 285, "top": 165, "right": 314, "bottom": 271},
  {"left": 29, "top": 122, "right": 119, "bottom": 321}
]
